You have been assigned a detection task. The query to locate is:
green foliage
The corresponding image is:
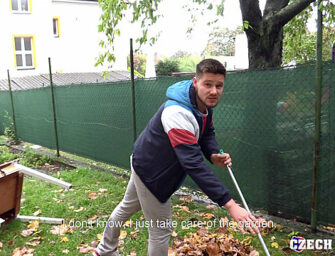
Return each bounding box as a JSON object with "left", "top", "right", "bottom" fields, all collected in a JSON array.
[
  {"left": 96, "top": 0, "right": 225, "bottom": 68},
  {"left": 3, "top": 111, "right": 19, "bottom": 144},
  {"left": 155, "top": 59, "right": 180, "bottom": 76},
  {"left": 0, "top": 146, "right": 19, "bottom": 163},
  {"left": 127, "top": 53, "right": 147, "bottom": 77},
  {"left": 176, "top": 55, "right": 202, "bottom": 72},
  {"left": 283, "top": 0, "right": 335, "bottom": 65},
  {"left": 96, "top": 0, "right": 162, "bottom": 69},
  {"left": 20, "top": 150, "right": 52, "bottom": 168},
  {"left": 169, "top": 51, "right": 201, "bottom": 72},
  {"left": 202, "top": 27, "right": 242, "bottom": 57}
]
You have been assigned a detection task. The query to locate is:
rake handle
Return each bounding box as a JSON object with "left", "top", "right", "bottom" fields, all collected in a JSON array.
[{"left": 220, "top": 150, "right": 271, "bottom": 256}]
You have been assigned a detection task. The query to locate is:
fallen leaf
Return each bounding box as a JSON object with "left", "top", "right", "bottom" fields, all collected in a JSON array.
[
  {"left": 123, "top": 220, "right": 132, "bottom": 228},
  {"left": 206, "top": 204, "right": 217, "bottom": 210},
  {"left": 179, "top": 196, "right": 193, "bottom": 203},
  {"left": 78, "top": 243, "right": 95, "bottom": 253},
  {"left": 203, "top": 213, "right": 215, "bottom": 219},
  {"left": 119, "top": 230, "right": 127, "bottom": 240},
  {"left": 11, "top": 247, "right": 21, "bottom": 256},
  {"left": 99, "top": 188, "right": 108, "bottom": 193},
  {"left": 33, "top": 209, "right": 41, "bottom": 216},
  {"left": 128, "top": 248, "right": 137, "bottom": 256},
  {"left": 206, "top": 242, "right": 220, "bottom": 256},
  {"left": 88, "top": 192, "right": 99, "bottom": 200},
  {"left": 173, "top": 212, "right": 180, "bottom": 218},
  {"left": 52, "top": 198, "right": 62, "bottom": 203},
  {"left": 241, "top": 236, "right": 252, "bottom": 246},
  {"left": 49, "top": 240, "right": 56, "bottom": 244},
  {"left": 74, "top": 207, "right": 85, "bottom": 212},
  {"left": 250, "top": 250, "right": 260, "bottom": 256},
  {"left": 271, "top": 242, "right": 279, "bottom": 248},
  {"left": 97, "top": 233, "right": 103, "bottom": 240},
  {"left": 88, "top": 215, "right": 99, "bottom": 222},
  {"left": 171, "top": 231, "right": 178, "bottom": 237},
  {"left": 60, "top": 236, "right": 69, "bottom": 242},
  {"left": 181, "top": 206, "right": 190, "bottom": 212},
  {"left": 68, "top": 206, "right": 75, "bottom": 210},
  {"left": 170, "top": 227, "right": 256, "bottom": 255},
  {"left": 0, "top": 242, "right": 2, "bottom": 248},
  {"left": 50, "top": 225, "right": 72, "bottom": 235},
  {"left": 130, "top": 230, "right": 139, "bottom": 239},
  {"left": 216, "top": 227, "right": 227, "bottom": 234},
  {"left": 62, "top": 249, "right": 69, "bottom": 254},
  {"left": 11, "top": 247, "right": 35, "bottom": 256},
  {"left": 21, "top": 228, "right": 35, "bottom": 237},
  {"left": 25, "top": 236, "right": 42, "bottom": 246},
  {"left": 322, "top": 225, "right": 335, "bottom": 232},
  {"left": 197, "top": 227, "right": 209, "bottom": 236},
  {"left": 27, "top": 220, "right": 40, "bottom": 229},
  {"left": 52, "top": 189, "right": 63, "bottom": 193},
  {"left": 168, "top": 248, "right": 177, "bottom": 256}
]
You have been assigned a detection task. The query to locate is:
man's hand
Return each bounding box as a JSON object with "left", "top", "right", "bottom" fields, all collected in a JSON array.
[
  {"left": 211, "top": 152, "right": 232, "bottom": 167},
  {"left": 224, "top": 199, "right": 259, "bottom": 234}
]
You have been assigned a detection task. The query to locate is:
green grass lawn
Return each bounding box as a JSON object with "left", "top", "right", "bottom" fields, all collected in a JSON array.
[{"left": 0, "top": 145, "right": 333, "bottom": 255}]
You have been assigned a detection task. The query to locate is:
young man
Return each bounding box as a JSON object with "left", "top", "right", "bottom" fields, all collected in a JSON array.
[{"left": 94, "top": 59, "right": 258, "bottom": 256}]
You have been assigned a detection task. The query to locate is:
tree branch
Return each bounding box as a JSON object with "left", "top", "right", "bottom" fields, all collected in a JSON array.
[
  {"left": 268, "top": 0, "right": 316, "bottom": 26},
  {"left": 238, "top": 0, "right": 262, "bottom": 26},
  {"left": 264, "top": 0, "right": 289, "bottom": 17}
]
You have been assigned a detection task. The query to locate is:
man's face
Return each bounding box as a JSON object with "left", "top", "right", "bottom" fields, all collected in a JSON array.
[{"left": 193, "top": 72, "right": 225, "bottom": 112}]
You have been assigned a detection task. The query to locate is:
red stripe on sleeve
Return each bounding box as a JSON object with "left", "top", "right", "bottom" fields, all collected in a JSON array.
[{"left": 167, "top": 128, "right": 197, "bottom": 148}]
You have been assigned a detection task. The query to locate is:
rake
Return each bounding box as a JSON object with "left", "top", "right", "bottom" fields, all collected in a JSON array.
[{"left": 220, "top": 149, "right": 271, "bottom": 256}]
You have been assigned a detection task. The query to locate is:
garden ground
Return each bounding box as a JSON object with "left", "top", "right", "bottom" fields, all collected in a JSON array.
[{"left": 0, "top": 136, "right": 334, "bottom": 256}]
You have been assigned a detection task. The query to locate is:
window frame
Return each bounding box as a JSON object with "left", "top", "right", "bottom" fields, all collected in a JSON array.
[
  {"left": 10, "top": 0, "right": 32, "bottom": 13},
  {"left": 53, "top": 17, "right": 61, "bottom": 37},
  {"left": 13, "top": 35, "right": 37, "bottom": 70}
]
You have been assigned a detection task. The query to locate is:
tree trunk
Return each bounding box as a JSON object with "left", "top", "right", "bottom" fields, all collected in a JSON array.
[
  {"left": 247, "top": 25, "right": 284, "bottom": 69},
  {"left": 239, "top": 0, "right": 316, "bottom": 69}
]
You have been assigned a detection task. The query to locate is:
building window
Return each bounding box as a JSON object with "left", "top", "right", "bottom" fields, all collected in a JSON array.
[
  {"left": 11, "top": 0, "right": 31, "bottom": 13},
  {"left": 53, "top": 17, "right": 60, "bottom": 37},
  {"left": 13, "top": 36, "right": 36, "bottom": 69}
]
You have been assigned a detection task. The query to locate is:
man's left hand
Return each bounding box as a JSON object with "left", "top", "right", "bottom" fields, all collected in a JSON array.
[{"left": 211, "top": 152, "right": 232, "bottom": 168}]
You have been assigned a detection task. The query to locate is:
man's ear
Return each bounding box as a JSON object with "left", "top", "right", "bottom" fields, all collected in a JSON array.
[{"left": 192, "top": 77, "right": 198, "bottom": 88}]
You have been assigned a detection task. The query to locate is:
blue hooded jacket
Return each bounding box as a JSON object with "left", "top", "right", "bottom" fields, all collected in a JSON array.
[{"left": 132, "top": 80, "right": 232, "bottom": 207}]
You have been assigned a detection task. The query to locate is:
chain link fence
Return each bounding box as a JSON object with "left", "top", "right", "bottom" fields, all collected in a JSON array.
[{"left": 0, "top": 61, "right": 334, "bottom": 225}]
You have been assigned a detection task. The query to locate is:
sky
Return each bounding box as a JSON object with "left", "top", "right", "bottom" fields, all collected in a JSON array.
[
  {"left": 141, "top": 0, "right": 246, "bottom": 56},
  {"left": 135, "top": 0, "right": 317, "bottom": 57}
]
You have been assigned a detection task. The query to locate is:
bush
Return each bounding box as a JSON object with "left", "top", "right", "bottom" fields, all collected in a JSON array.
[
  {"left": 155, "top": 59, "right": 180, "bottom": 76},
  {"left": 20, "top": 150, "right": 52, "bottom": 168}
]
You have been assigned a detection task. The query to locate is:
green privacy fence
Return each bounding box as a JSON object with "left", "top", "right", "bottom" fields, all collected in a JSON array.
[{"left": 0, "top": 61, "right": 334, "bottom": 225}]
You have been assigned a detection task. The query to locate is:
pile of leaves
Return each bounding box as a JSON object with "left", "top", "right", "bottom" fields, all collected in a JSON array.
[{"left": 169, "top": 227, "right": 259, "bottom": 256}]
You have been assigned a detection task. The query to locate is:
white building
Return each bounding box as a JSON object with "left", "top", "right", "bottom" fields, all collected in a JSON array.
[
  {"left": 0, "top": 0, "right": 128, "bottom": 80},
  {"left": 210, "top": 34, "right": 249, "bottom": 71}
]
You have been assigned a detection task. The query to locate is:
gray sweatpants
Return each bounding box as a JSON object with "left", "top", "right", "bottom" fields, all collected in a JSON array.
[{"left": 96, "top": 157, "right": 172, "bottom": 256}]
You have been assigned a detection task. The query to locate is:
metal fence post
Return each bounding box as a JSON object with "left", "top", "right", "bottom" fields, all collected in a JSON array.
[
  {"left": 311, "top": 0, "right": 323, "bottom": 232},
  {"left": 7, "top": 70, "right": 18, "bottom": 139},
  {"left": 130, "top": 38, "right": 137, "bottom": 143},
  {"left": 48, "top": 58, "right": 60, "bottom": 157}
]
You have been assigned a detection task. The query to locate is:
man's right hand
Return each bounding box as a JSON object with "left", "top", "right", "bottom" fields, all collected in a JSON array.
[{"left": 224, "top": 199, "right": 259, "bottom": 234}]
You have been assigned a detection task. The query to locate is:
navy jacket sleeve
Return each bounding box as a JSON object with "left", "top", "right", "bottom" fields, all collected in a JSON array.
[{"left": 161, "top": 106, "right": 231, "bottom": 207}]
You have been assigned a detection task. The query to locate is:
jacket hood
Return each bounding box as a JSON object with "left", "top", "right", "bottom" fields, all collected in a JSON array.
[{"left": 166, "top": 80, "right": 193, "bottom": 109}]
